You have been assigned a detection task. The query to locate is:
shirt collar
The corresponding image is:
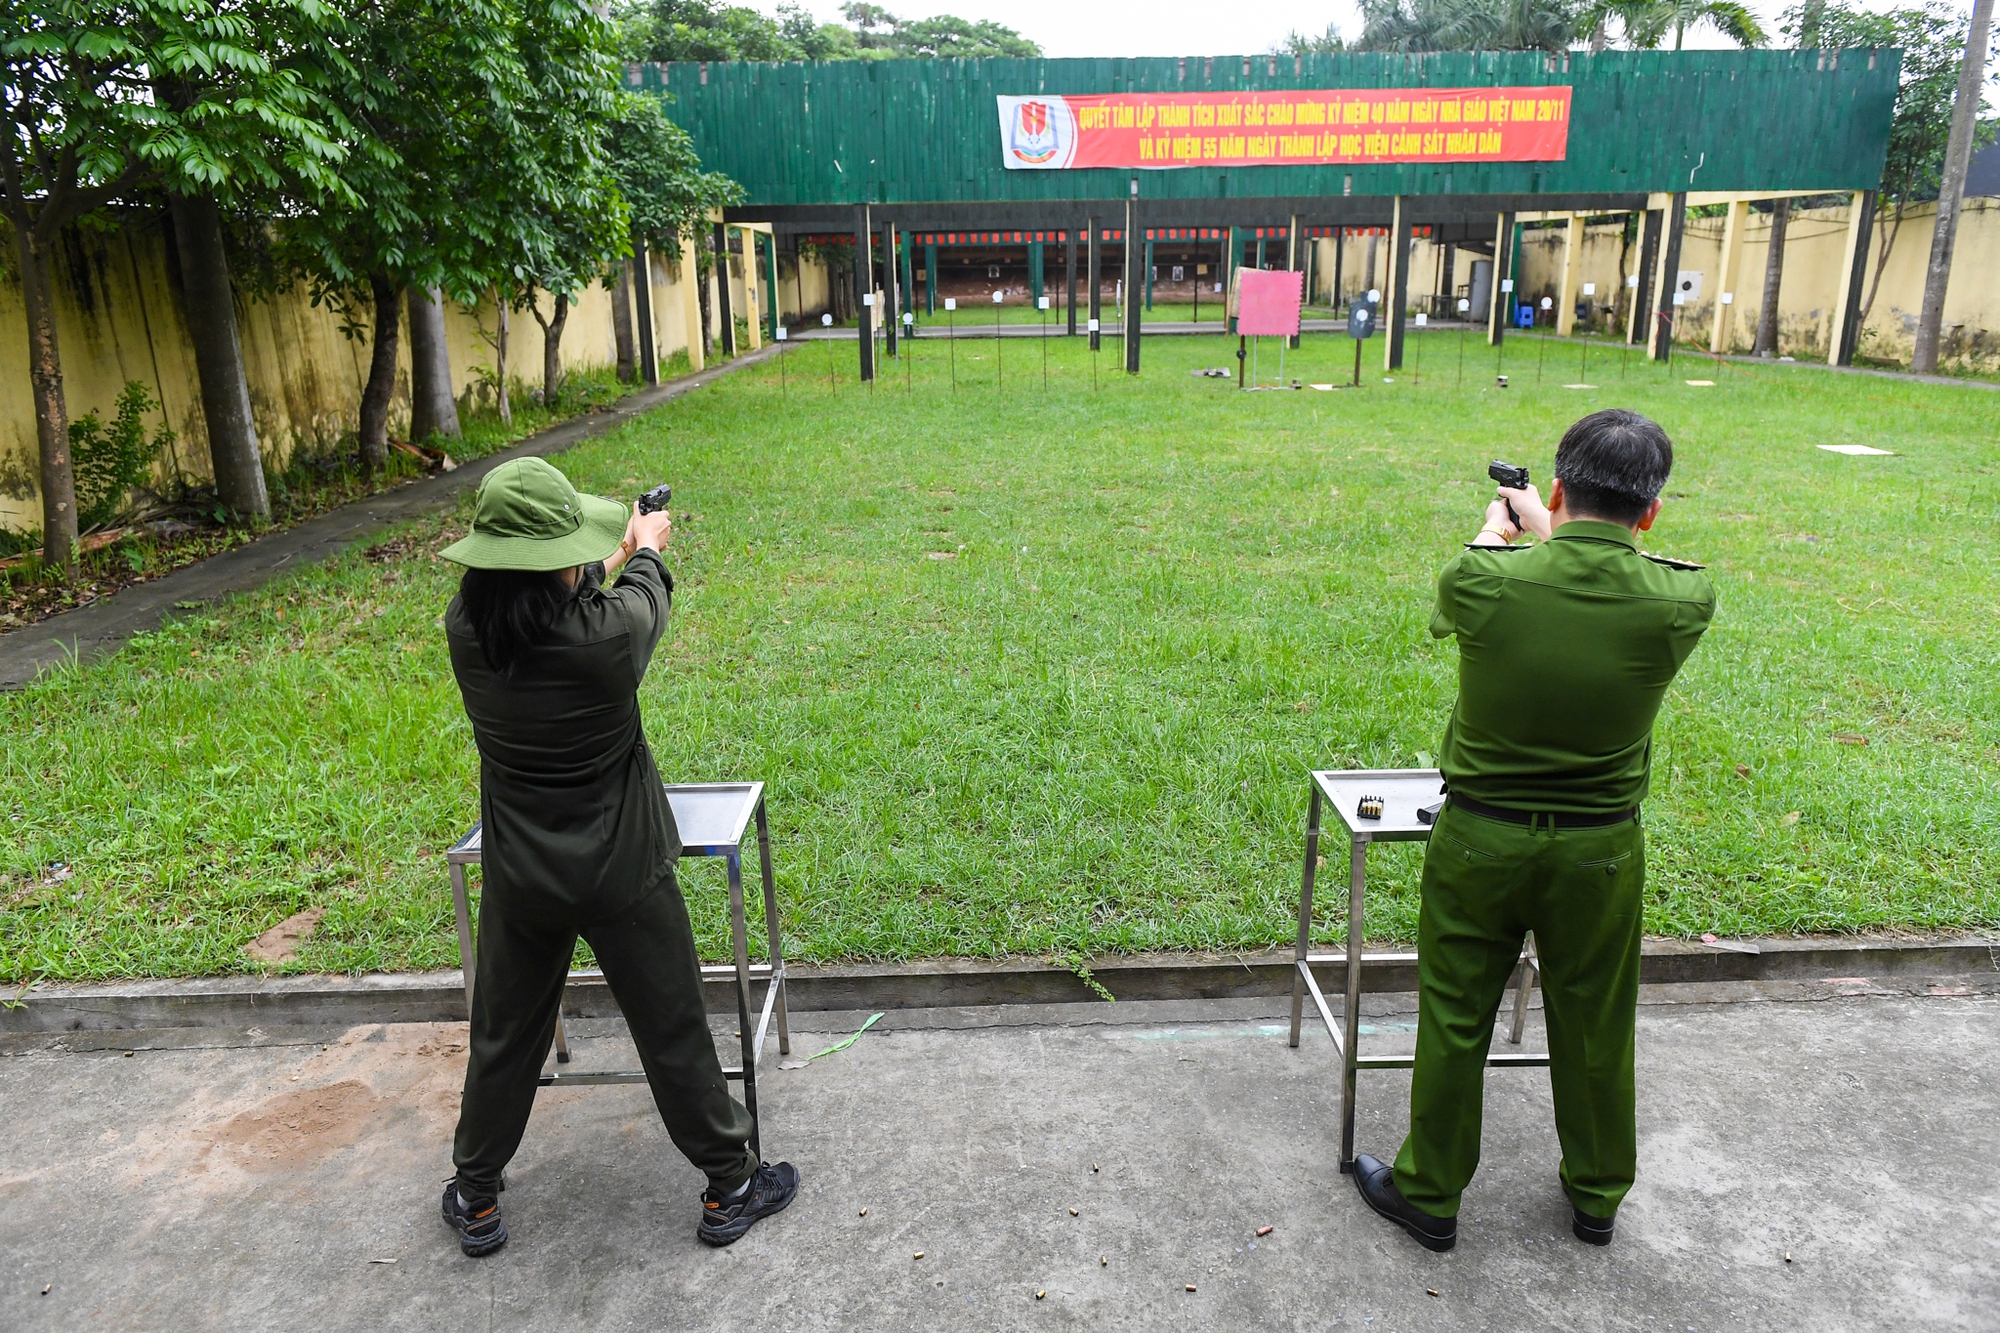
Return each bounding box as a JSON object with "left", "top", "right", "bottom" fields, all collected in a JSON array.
[{"left": 1550, "top": 518, "right": 1640, "bottom": 550}]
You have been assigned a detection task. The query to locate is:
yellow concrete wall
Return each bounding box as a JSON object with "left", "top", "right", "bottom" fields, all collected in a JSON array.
[
  {"left": 1, "top": 214, "right": 699, "bottom": 534},
  {"left": 1515, "top": 200, "right": 2000, "bottom": 368},
  {"left": 1309, "top": 233, "right": 1458, "bottom": 307},
  {"left": 770, "top": 252, "right": 832, "bottom": 327}
]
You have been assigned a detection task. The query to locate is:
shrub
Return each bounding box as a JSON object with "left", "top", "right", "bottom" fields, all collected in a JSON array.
[{"left": 71, "top": 382, "right": 174, "bottom": 530}]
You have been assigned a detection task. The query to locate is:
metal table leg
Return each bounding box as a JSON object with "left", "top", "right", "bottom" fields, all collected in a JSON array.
[
  {"left": 450, "top": 862, "right": 477, "bottom": 1012},
  {"left": 1339, "top": 836, "right": 1366, "bottom": 1173},
  {"left": 1289, "top": 785, "right": 1324, "bottom": 1049},
  {"left": 755, "top": 797, "right": 790, "bottom": 1057},
  {"left": 1507, "top": 930, "right": 1539, "bottom": 1044},
  {"left": 727, "top": 851, "right": 761, "bottom": 1160}
]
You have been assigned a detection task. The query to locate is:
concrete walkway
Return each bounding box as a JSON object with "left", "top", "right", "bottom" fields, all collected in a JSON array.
[
  {"left": 4, "top": 984, "right": 1994, "bottom": 1330},
  {"left": 0, "top": 346, "right": 780, "bottom": 690}
]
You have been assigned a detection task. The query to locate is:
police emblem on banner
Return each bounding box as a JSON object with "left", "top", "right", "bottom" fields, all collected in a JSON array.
[{"left": 997, "top": 95, "right": 1074, "bottom": 169}]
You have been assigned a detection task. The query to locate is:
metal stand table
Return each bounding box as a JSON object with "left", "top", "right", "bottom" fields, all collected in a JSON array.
[
  {"left": 1288, "top": 769, "right": 1546, "bottom": 1173},
  {"left": 448, "top": 781, "right": 790, "bottom": 1155}
]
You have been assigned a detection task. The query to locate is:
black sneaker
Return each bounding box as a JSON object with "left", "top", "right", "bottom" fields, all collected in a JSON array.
[
  {"left": 697, "top": 1161, "right": 799, "bottom": 1247},
  {"left": 1352, "top": 1153, "right": 1457, "bottom": 1252},
  {"left": 441, "top": 1181, "right": 507, "bottom": 1257},
  {"left": 1572, "top": 1206, "right": 1615, "bottom": 1246}
]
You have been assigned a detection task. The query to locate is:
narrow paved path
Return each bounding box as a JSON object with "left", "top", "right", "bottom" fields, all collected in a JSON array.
[{"left": 0, "top": 346, "right": 779, "bottom": 690}]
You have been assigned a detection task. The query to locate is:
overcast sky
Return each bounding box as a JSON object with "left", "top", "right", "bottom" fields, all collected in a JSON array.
[{"left": 767, "top": 0, "right": 1981, "bottom": 58}]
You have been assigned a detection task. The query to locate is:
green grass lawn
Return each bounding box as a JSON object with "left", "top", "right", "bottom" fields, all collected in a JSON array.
[{"left": 5, "top": 330, "right": 1997, "bottom": 982}]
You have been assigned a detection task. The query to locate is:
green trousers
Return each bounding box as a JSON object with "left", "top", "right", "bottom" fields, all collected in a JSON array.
[
  {"left": 1391, "top": 803, "right": 1645, "bottom": 1220},
  {"left": 452, "top": 871, "right": 758, "bottom": 1198}
]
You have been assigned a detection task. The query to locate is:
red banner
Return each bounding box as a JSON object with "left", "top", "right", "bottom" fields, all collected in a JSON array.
[{"left": 997, "top": 88, "right": 1571, "bottom": 170}]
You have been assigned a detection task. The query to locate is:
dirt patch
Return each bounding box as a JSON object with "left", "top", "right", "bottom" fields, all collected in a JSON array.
[
  {"left": 207, "top": 1079, "right": 392, "bottom": 1171},
  {"left": 243, "top": 907, "right": 325, "bottom": 963}
]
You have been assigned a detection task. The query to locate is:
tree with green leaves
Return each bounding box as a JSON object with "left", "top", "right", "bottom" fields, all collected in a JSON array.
[
  {"left": 614, "top": 0, "right": 1039, "bottom": 62},
  {"left": 602, "top": 91, "right": 738, "bottom": 366},
  {"left": 281, "top": 0, "right": 627, "bottom": 469},
  {"left": 1, "top": 0, "right": 350, "bottom": 573},
  {"left": 1782, "top": 1, "right": 1995, "bottom": 333},
  {"left": 1352, "top": 0, "right": 1583, "bottom": 54},
  {"left": 1585, "top": 0, "right": 1765, "bottom": 49},
  {"left": 1278, "top": 23, "right": 1347, "bottom": 54}
]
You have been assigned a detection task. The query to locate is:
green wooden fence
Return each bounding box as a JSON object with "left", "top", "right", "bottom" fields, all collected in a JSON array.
[{"left": 632, "top": 51, "right": 1898, "bottom": 206}]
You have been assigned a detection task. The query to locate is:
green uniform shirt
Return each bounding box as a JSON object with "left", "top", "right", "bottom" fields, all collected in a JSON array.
[
  {"left": 447, "top": 550, "right": 681, "bottom": 926},
  {"left": 1430, "top": 519, "right": 1716, "bottom": 815}
]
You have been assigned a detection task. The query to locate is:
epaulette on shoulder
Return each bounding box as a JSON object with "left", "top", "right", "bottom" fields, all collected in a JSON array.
[
  {"left": 1641, "top": 552, "right": 1707, "bottom": 571},
  {"left": 1461, "top": 541, "right": 1531, "bottom": 552}
]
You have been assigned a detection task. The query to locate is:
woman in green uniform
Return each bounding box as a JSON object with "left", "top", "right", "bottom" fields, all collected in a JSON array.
[{"left": 437, "top": 457, "right": 797, "bottom": 1256}]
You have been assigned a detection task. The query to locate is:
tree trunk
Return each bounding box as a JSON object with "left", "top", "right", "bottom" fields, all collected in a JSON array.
[
  {"left": 1912, "top": 0, "right": 1994, "bottom": 372},
  {"left": 494, "top": 290, "right": 511, "bottom": 428},
  {"left": 611, "top": 259, "right": 636, "bottom": 383},
  {"left": 357, "top": 270, "right": 401, "bottom": 475},
  {"left": 167, "top": 191, "right": 269, "bottom": 521},
  {"left": 406, "top": 286, "right": 460, "bottom": 443},
  {"left": 1858, "top": 200, "right": 1904, "bottom": 331},
  {"left": 1753, "top": 199, "right": 1789, "bottom": 356},
  {"left": 13, "top": 224, "right": 77, "bottom": 574},
  {"left": 696, "top": 261, "right": 713, "bottom": 357},
  {"left": 543, "top": 293, "right": 567, "bottom": 404}
]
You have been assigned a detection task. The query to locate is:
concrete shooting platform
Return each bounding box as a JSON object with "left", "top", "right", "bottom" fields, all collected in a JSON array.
[{"left": 3, "top": 977, "right": 1996, "bottom": 1331}]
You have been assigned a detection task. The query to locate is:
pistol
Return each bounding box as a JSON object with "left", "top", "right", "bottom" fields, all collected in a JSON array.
[
  {"left": 636, "top": 483, "right": 672, "bottom": 515},
  {"left": 1487, "top": 461, "right": 1529, "bottom": 528}
]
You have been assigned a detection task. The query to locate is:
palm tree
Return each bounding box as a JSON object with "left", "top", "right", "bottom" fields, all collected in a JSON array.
[
  {"left": 1582, "top": 0, "right": 1765, "bottom": 49},
  {"left": 1353, "top": 0, "right": 1585, "bottom": 52}
]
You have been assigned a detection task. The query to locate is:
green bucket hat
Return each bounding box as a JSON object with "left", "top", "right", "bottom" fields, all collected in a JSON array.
[{"left": 440, "top": 457, "right": 628, "bottom": 571}]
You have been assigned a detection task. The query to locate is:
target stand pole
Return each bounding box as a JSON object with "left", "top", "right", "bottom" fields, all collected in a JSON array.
[{"left": 1288, "top": 769, "right": 1546, "bottom": 1175}]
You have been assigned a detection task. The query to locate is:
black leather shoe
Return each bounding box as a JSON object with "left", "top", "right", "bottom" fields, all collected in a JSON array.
[
  {"left": 441, "top": 1180, "right": 507, "bottom": 1257},
  {"left": 697, "top": 1161, "right": 799, "bottom": 1247},
  {"left": 1572, "top": 1206, "right": 1615, "bottom": 1246},
  {"left": 1352, "top": 1154, "right": 1457, "bottom": 1252}
]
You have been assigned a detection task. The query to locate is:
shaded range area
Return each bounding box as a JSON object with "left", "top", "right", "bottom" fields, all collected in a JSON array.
[
  {"left": 684, "top": 54, "right": 1897, "bottom": 379},
  {"left": 3, "top": 984, "right": 1994, "bottom": 1331}
]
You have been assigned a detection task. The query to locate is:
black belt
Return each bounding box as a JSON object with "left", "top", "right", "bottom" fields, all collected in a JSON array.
[{"left": 1447, "top": 793, "right": 1637, "bottom": 829}]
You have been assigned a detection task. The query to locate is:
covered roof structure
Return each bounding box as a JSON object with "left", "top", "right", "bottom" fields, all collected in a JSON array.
[{"left": 634, "top": 51, "right": 1899, "bottom": 376}]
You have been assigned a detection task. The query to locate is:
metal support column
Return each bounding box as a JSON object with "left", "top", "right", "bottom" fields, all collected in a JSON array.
[
  {"left": 631, "top": 234, "right": 658, "bottom": 386},
  {"left": 1286, "top": 214, "right": 1301, "bottom": 349},
  {"left": 1650, "top": 192, "right": 1687, "bottom": 362},
  {"left": 712, "top": 223, "right": 736, "bottom": 357},
  {"left": 1087, "top": 217, "right": 1101, "bottom": 351},
  {"left": 855, "top": 206, "right": 874, "bottom": 382},
  {"left": 1144, "top": 238, "right": 1154, "bottom": 311},
  {"left": 881, "top": 220, "right": 898, "bottom": 358},
  {"left": 899, "top": 230, "right": 915, "bottom": 324},
  {"left": 1385, "top": 196, "right": 1410, "bottom": 371},
  {"left": 925, "top": 242, "right": 936, "bottom": 315},
  {"left": 765, "top": 232, "right": 781, "bottom": 341},
  {"left": 1487, "top": 211, "right": 1515, "bottom": 347},
  {"left": 1125, "top": 192, "right": 1142, "bottom": 374},
  {"left": 1066, "top": 227, "right": 1079, "bottom": 335},
  {"left": 1029, "top": 239, "right": 1044, "bottom": 304},
  {"left": 1629, "top": 208, "right": 1662, "bottom": 345}
]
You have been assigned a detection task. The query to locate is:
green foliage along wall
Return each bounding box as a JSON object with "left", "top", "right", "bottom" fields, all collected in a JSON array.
[{"left": 634, "top": 50, "right": 1899, "bottom": 205}]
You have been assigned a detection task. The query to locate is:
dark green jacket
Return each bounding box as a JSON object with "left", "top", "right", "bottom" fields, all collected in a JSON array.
[
  {"left": 446, "top": 551, "right": 681, "bottom": 926},
  {"left": 1431, "top": 519, "right": 1716, "bottom": 814}
]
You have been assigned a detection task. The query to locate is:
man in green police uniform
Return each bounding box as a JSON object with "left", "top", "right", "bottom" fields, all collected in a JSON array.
[{"left": 1353, "top": 408, "right": 1716, "bottom": 1253}]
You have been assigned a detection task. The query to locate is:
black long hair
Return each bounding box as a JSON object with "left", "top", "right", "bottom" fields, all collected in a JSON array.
[{"left": 458, "top": 567, "right": 574, "bottom": 676}]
